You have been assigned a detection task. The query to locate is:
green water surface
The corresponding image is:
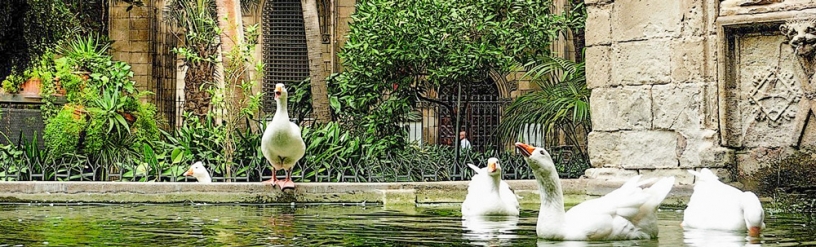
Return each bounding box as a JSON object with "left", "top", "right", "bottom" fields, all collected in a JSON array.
[{"left": 0, "top": 203, "right": 813, "bottom": 246}]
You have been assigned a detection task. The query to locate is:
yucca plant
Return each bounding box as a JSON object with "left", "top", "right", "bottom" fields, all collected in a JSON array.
[{"left": 498, "top": 55, "right": 590, "bottom": 160}]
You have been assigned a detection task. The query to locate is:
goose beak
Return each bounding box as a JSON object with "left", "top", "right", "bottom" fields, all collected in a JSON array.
[
  {"left": 487, "top": 161, "right": 497, "bottom": 173},
  {"left": 183, "top": 168, "right": 194, "bottom": 177},
  {"left": 274, "top": 85, "right": 283, "bottom": 100},
  {"left": 748, "top": 226, "right": 761, "bottom": 237},
  {"left": 515, "top": 142, "right": 535, "bottom": 157}
]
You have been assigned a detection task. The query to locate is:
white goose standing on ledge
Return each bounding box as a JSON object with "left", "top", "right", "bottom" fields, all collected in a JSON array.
[
  {"left": 261, "top": 83, "right": 306, "bottom": 190},
  {"left": 682, "top": 168, "right": 765, "bottom": 237},
  {"left": 515, "top": 142, "right": 675, "bottom": 241},
  {"left": 461, "top": 157, "right": 520, "bottom": 216}
]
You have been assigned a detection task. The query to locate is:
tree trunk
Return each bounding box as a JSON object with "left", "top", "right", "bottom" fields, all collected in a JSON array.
[
  {"left": 214, "top": 0, "right": 246, "bottom": 182},
  {"left": 215, "top": 0, "right": 244, "bottom": 57},
  {"left": 301, "top": 0, "right": 332, "bottom": 123}
]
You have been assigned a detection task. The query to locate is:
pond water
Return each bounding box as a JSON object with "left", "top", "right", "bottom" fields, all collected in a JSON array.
[{"left": 0, "top": 203, "right": 813, "bottom": 246}]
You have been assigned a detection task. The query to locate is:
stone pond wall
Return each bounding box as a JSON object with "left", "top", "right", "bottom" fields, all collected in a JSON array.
[{"left": 585, "top": 0, "right": 816, "bottom": 184}]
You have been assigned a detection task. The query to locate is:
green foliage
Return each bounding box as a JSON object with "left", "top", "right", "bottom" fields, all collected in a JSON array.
[
  {"left": 35, "top": 33, "right": 162, "bottom": 162},
  {"left": 43, "top": 105, "right": 87, "bottom": 157},
  {"left": 498, "top": 55, "right": 590, "bottom": 162},
  {"left": 0, "top": 0, "right": 78, "bottom": 82},
  {"left": 1, "top": 72, "right": 24, "bottom": 94},
  {"left": 332, "top": 0, "right": 584, "bottom": 155}
]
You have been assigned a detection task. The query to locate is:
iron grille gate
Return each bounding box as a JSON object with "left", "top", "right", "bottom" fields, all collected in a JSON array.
[
  {"left": 434, "top": 80, "right": 508, "bottom": 152},
  {"left": 151, "top": 6, "right": 180, "bottom": 129},
  {"left": 262, "top": 0, "right": 310, "bottom": 112}
]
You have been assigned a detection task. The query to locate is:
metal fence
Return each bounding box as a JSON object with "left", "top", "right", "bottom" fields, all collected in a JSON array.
[{"left": 0, "top": 144, "right": 587, "bottom": 182}]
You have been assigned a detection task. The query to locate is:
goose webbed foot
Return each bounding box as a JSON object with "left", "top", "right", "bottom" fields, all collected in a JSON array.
[{"left": 280, "top": 169, "right": 295, "bottom": 191}]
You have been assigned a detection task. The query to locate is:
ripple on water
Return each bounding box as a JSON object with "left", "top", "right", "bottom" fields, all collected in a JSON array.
[{"left": 0, "top": 204, "right": 813, "bottom": 246}]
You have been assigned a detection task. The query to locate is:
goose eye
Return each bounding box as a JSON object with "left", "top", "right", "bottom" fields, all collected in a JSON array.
[{"left": 539, "top": 150, "right": 545, "bottom": 155}]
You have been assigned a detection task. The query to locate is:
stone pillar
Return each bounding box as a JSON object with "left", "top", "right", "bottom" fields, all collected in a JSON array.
[
  {"left": 584, "top": 0, "right": 731, "bottom": 184},
  {"left": 109, "top": 1, "right": 153, "bottom": 92}
]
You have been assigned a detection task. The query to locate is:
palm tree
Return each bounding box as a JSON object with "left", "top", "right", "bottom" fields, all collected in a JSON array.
[
  {"left": 164, "top": 0, "right": 219, "bottom": 118},
  {"left": 497, "top": 55, "right": 590, "bottom": 159},
  {"left": 301, "top": 0, "right": 331, "bottom": 123}
]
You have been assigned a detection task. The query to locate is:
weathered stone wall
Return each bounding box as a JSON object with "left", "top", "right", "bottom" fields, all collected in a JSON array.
[
  {"left": 109, "top": 1, "right": 154, "bottom": 93},
  {"left": 586, "top": 0, "right": 816, "bottom": 184}
]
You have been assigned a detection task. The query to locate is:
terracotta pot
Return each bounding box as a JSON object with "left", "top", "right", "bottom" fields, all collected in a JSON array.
[
  {"left": 120, "top": 111, "right": 137, "bottom": 124},
  {"left": 21, "top": 78, "right": 41, "bottom": 97},
  {"left": 53, "top": 77, "right": 67, "bottom": 96}
]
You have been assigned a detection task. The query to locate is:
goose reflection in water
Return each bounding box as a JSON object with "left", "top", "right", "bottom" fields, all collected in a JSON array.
[
  {"left": 462, "top": 215, "right": 519, "bottom": 246},
  {"left": 683, "top": 228, "right": 761, "bottom": 247}
]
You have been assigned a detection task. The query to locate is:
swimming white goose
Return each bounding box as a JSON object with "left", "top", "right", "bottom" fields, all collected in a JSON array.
[
  {"left": 461, "top": 158, "right": 520, "bottom": 216},
  {"left": 515, "top": 142, "right": 675, "bottom": 241},
  {"left": 183, "top": 161, "right": 212, "bottom": 183},
  {"left": 682, "top": 168, "right": 765, "bottom": 237},
  {"left": 261, "top": 83, "right": 306, "bottom": 190}
]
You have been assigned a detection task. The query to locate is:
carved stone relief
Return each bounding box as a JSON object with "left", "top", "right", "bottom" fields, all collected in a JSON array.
[
  {"left": 747, "top": 68, "right": 799, "bottom": 126},
  {"left": 732, "top": 34, "right": 803, "bottom": 147},
  {"left": 781, "top": 19, "right": 816, "bottom": 146}
]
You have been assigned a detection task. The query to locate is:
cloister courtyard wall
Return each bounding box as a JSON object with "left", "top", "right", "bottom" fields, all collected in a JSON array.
[
  {"left": 101, "top": 0, "right": 816, "bottom": 185},
  {"left": 584, "top": 0, "right": 816, "bottom": 184}
]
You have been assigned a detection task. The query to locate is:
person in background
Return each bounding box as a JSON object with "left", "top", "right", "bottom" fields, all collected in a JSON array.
[{"left": 459, "top": 130, "right": 472, "bottom": 150}]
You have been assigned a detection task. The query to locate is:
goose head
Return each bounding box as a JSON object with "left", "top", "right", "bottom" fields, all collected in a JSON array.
[
  {"left": 183, "top": 161, "right": 212, "bottom": 183},
  {"left": 274, "top": 83, "right": 288, "bottom": 101},
  {"left": 742, "top": 191, "right": 765, "bottom": 237},
  {"left": 486, "top": 157, "right": 502, "bottom": 177},
  {"left": 515, "top": 142, "right": 556, "bottom": 176}
]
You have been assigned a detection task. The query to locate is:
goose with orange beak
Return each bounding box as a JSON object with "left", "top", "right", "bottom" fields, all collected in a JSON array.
[
  {"left": 261, "top": 83, "right": 306, "bottom": 190},
  {"left": 461, "top": 157, "right": 519, "bottom": 216},
  {"left": 516, "top": 142, "right": 675, "bottom": 240},
  {"left": 183, "top": 161, "right": 212, "bottom": 183},
  {"left": 682, "top": 168, "right": 765, "bottom": 238}
]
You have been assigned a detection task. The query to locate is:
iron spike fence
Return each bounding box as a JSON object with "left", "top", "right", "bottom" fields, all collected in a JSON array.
[{"left": 0, "top": 142, "right": 587, "bottom": 182}]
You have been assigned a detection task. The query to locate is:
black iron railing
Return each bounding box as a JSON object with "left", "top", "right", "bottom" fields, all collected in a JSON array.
[{"left": 0, "top": 143, "right": 587, "bottom": 182}]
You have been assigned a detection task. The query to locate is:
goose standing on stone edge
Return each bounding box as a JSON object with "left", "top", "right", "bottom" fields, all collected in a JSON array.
[
  {"left": 461, "top": 157, "right": 520, "bottom": 216},
  {"left": 682, "top": 168, "right": 765, "bottom": 237},
  {"left": 261, "top": 83, "right": 306, "bottom": 190},
  {"left": 515, "top": 142, "right": 675, "bottom": 241}
]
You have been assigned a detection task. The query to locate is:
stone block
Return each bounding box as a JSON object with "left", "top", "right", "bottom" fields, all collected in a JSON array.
[
  {"left": 110, "top": 41, "right": 129, "bottom": 54},
  {"left": 590, "top": 86, "right": 652, "bottom": 131},
  {"left": 130, "top": 63, "right": 151, "bottom": 76},
  {"left": 131, "top": 19, "right": 150, "bottom": 30},
  {"left": 129, "top": 30, "right": 150, "bottom": 41},
  {"left": 130, "top": 41, "right": 151, "bottom": 54},
  {"left": 584, "top": 0, "right": 613, "bottom": 5},
  {"left": 110, "top": 18, "right": 130, "bottom": 33},
  {"left": 128, "top": 6, "right": 149, "bottom": 18},
  {"left": 586, "top": 4, "right": 612, "bottom": 46},
  {"left": 652, "top": 83, "right": 703, "bottom": 131},
  {"left": 611, "top": 0, "right": 682, "bottom": 42},
  {"left": 671, "top": 37, "right": 706, "bottom": 83},
  {"left": 110, "top": 25, "right": 129, "bottom": 41},
  {"left": 620, "top": 130, "right": 680, "bottom": 169},
  {"left": 337, "top": 0, "right": 356, "bottom": 7},
  {"left": 679, "top": 0, "right": 705, "bottom": 37},
  {"left": 338, "top": 6, "right": 356, "bottom": 18},
  {"left": 587, "top": 131, "right": 621, "bottom": 168},
  {"left": 612, "top": 40, "right": 672, "bottom": 86},
  {"left": 678, "top": 134, "right": 735, "bottom": 169},
  {"left": 583, "top": 168, "right": 639, "bottom": 181},
  {"left": 586, "top": 45, "right": 611, "bottom": 89},
  {"left": 638, "top": 168, "right": 695, "bottom": 185}
]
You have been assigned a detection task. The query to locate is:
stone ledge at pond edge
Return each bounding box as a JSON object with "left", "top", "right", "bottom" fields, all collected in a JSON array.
[{"left": 0, "top": 179, "right": 694, "bottom": 207}]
